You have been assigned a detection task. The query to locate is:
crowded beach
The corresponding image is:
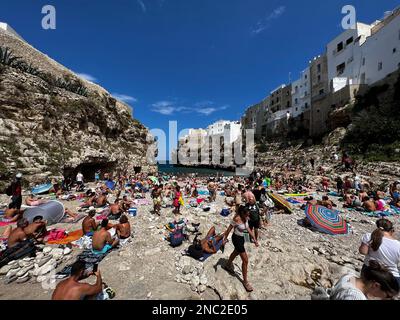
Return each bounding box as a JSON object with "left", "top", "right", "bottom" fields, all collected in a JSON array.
[{"left": 0, "top": 152, "right": 399, "bottom": 300}]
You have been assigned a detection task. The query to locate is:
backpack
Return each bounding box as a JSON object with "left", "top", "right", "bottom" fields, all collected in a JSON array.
[
  {"left": 170, "top": 228, "right": 184, "bottom": 247},
  {"left": 247, "top": 204, "right": 260, "bottom": 221},
  {"left": 5, "top": 184, "right": 13, "bottom": 197}
]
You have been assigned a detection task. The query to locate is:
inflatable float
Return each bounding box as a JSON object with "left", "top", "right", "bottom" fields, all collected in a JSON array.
[
  {"left": 31, "top": 183, "right": 53, "bottom": 195},
  {"left": 269, "top": 193, "right": 292, "bottom": 214},
  {"left": 23, "top": 200, "right": 65, "bottom": 226}
]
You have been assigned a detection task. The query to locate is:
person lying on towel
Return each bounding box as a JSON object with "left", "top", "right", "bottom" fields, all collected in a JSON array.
[
  {"left": 201, "top": 227, "right": 224, "bottom": 254},
  {"left": 92, "top": 219, "right": 119, "bottom": 254},
  {"left": 52, "top": 260, "right": 103, "bottom": 300},
  {"left": 25, "top": 194, "right": 47, "bottom": 207},
  {"left": 24, "top": 215, "right": 47, "bottom": 244}
]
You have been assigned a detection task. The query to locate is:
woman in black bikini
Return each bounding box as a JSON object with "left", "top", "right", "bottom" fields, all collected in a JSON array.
[{"left": 223, "top": 205, "right": 259, "bottom": 292}]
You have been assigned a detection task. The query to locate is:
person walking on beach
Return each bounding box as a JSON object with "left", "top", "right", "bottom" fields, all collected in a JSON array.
[
  {"left": 173, "top": 185, "right": 182, "bottom": 215},
  {"left": 76, "top": 172, "right": 84, "bottom": 191},
  {"left": 208, "top": 180, "right": 217, "bottom": 202},
  {"left": 223, "top": 205, "right": 259, "bottom": 292}
]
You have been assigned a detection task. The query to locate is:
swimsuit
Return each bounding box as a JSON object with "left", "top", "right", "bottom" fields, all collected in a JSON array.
[{"left": 92, "top": 244, "right": 112, "bottom": 255}]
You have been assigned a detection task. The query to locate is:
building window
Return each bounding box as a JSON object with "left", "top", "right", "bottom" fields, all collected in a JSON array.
[
  {"left": 336, "top": 62, "right": 346, "bottom": 75},
  {"left": 317, "top": 109, "right": 320, "bottom": 113},
  {"left": 317, "top": 64, "right": 321, "bottom": 73},
  {"left": 362, "top": 57, "right": 366, "bottom": 66},
  {"left": 305, "top": 103, "right": 309, "bottom": 109},
  {"left": 319, "top": 89, "right": 324, "bottom": 95},
  {"left": 337, "top": 42, "right": 344, "bottom": 52},
  {"left": 295, "top": 98, "right": 298, "bottom": 105},
  {"left": 378, "top": 62, "right": 383, "bottom": 71},
  {"left": 318, "top": 75, "right": 321, "bottom": 82},
  {"left": 393, "top": 48, "right": 397, "bottom": 54},
  {"left": 295, "top": 108, "right": 298, "bottom": 111},
  {"left": 287, "top": 101, "right": 290, "bottom": 108},
  {"left": 305, "top": 75, "right": 308, "bottom": 79},
  {"left": 346, "top": 37, "right": 354, "bottom": 45}
]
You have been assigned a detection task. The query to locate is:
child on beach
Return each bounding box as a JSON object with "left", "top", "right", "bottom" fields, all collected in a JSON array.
[{"left": 173, "top": 186, "right": 182, "bottom": 215}]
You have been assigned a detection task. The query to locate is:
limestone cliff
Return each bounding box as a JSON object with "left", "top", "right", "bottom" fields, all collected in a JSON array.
[{"left": 0, "top": 27, "right": 157, "bottom": 183}]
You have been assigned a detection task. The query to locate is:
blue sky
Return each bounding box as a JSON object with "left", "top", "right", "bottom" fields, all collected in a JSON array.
[{"left": 1, "top": 0, "right": 399, "bottom": 160}]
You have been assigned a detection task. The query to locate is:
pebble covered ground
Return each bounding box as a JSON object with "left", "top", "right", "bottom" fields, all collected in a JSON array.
[{"left": 1, "top": 182, "right": 398, "bottom": 300}]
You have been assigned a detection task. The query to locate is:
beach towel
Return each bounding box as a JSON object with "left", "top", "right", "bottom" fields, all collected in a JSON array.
[
  {"left": 286, "top": 198, "right": 301, "bottom": 205},
  {"left": 328, "top": 192, "right": 341, "bottom": 197},
  {"left": 199, "top": 239, "right": 224, "bottom": 262},
  {"left": 96, "top": 215, "right": 108, "bottom": 221},
  {"left": 133, "top": 199, "right": 150, "bottom": 206},
  {"left": 0, "top": 219, "right": 16, "bottom": 227},
  {"left": 47, "top": 229, "right": 83, "bottom": 245},
  {"left": 44, "top": 229, "right": 67, "bottom": 242},
  {"left": 0, "top": 210, "right": 4, "bottom": 216}
]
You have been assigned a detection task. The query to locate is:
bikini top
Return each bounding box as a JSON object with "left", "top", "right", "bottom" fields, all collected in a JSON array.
[{"left": 231, "top": 219, "right": 249, "bottom": 237}]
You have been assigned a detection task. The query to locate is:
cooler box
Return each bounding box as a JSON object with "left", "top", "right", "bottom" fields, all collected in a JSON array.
[{"left": 129, "top": 208, "right": 138, "bottom": 217}]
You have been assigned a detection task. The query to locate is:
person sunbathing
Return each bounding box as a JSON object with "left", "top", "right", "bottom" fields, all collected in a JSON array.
[
  {"left": 25, "top": 194, "right": 46, "bottom": 207},
  {"left": 92, "top": 219, "right": 119, "bottom": 254},
  {"left": 318, "top": 196, "right": 336, "bottom": 210},
  {"left": 94, "top": 192, "right": 108, "bottom": 208},
  {"left": 52, "top": 261, "right": 103, "bottom": 300},
  {"left": 201, "top": 226, "right": 224, "bottom": 254},
  {"left": 24, "top": 216, "right": 47, "bottom": 243},
  {"left": 7, "top": 218, "right": 29, "bottom": 248},
  {"left": 363, "top": 197, "right": 377, "bottom": 212},
  {"left": 108, "top": 200, "right": 122, "bottom": 219},
  {"left": 3, "top": 208, "right": 23, "bottom": 222},
  {"left": 82, "top": 210, "right": 98, "bottom": 236},
  {"left": 121, "top": 195, "right": 133, "bottom": 212},
  {"left": 80, "top": 192, "right": 96, "bottom": 208},
  {"left": 114, "top": 215, "right": 131, "bottom": 240}
]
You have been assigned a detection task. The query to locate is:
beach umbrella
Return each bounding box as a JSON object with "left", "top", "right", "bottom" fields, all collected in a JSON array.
[
  {"left": 24, "top": 201, "right": 65, "bottom": 226},
  {"left": 304, "top": 205, "right": 349, "bottom": 235},
  {"left": 268, "top": 193, "right": 292, "bottom": 214}
]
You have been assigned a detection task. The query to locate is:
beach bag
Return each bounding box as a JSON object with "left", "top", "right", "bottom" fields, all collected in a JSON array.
[
  {"left": 170, "top": 228, "right": 184, "bottom": 247},
  {"left": 220, "top": 208, "right": 231, "bottom": 217}
]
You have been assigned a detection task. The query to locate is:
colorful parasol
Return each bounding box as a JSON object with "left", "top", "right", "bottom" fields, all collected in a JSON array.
[{"left": 304, "top": 205, "right": 349, "bottom": 235}]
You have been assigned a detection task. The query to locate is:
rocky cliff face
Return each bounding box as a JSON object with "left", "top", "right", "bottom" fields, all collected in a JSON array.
[{"left": 0, "top": 28, "right": 156, "bottom": 184}]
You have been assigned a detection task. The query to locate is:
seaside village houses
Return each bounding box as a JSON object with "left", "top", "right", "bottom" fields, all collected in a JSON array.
[
  {"left": 177, "top": 121, "right": 241, "bottom": 166},
  {"left": 242, "top": 7, "right": 400, "bottom": 141}
]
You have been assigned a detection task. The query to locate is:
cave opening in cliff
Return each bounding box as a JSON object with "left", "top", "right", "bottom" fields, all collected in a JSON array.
[{"left": 64, "top": 162, "right": 116, "bottom": 181}]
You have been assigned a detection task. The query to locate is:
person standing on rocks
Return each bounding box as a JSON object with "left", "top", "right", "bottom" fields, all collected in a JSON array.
[
  {"left": 172, "top": 185, "right": 182, "bottom": 215},
  {"left": 76, "top": 172, "right": 84, "bottom": 191},
  {"left": 222, "top": 205, "right": 259, "bottom": 292},
  {"left": 309, "top": 158, "right": 315, "bottom": 170},
  {"left": 8, "top": 173, "right": 22, "bottom": 211}
]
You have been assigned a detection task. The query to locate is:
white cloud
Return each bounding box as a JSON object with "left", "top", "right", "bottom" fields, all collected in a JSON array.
[
  {"left": 251, "top": 5, "right": 286, "bottom": 35},
  {"left": 152, "top": 100, "right": 229, "bottom": 116},
  {"left": 76, "top": 72, "right": 97, "bottom": 83},
  {"left": 112, "top": 93, "right": 138, "bottom": 103},
  {"left": 137, "top": 0, "right": 147, "bottom": 12}
]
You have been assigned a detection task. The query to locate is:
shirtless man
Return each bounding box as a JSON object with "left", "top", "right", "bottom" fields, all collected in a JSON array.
[
  {"left": 108, "top": 200, "right": 122, "bottom": 219},
  {"left": 318, "top": 196, "right": 336, "bottom": 210},
  {"left": 95, "top": 192, "right": 108, "bottom": 208},
  {"left": 363, "top": 196, "right": 377, "bottom": 212},
  {"left": 24, "top": 216, "right": 47, "bottom": 243},
  {"left": 114, "top": 215, "right": 131, "bottom": 240},
  {"left": 152, "top": 185, "right": 162, "bottom": 216},
  {"left": 201, "top": 226, "right": 224, "bottom": 254},
  {"left": 7, "top": 218, "right": 29, "bottom": 248},
  {"left": 52, "top": 261, "right": 102, "bottom": 300},
  {"left": 25, "top": 194, "right": 46, "bottom": 207},
  {"left": 121, "top": 195, "right": 133, "bottom": 212},
  {"left": 82, "top": 210, "right": 98, "bottom": 236},
  {"left": 92, "top": 219, "right": 119, "bottom": 254}
]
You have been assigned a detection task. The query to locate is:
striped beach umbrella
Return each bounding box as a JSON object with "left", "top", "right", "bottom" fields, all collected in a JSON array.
[{"left": 304, "top": 205, "right": 349, "bottom": 235}]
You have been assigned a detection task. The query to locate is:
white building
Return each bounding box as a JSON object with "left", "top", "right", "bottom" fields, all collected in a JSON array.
[
  {"left": 207, "top": 120, "right": 241, "bottom": 145},
  {"left": 0, "top": 22, "right": 23, "bottom": 40},
  {"left": 358, "top": 9, "right": 400, "bottom": 85},
  {"left": 291, "top": 67, "right": 311, "bottom": 118},
  {"left": 327, "top": 22, "right": 372, "bottom": 92}
]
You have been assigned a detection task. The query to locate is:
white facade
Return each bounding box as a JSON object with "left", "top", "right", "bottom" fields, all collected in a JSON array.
[
  {"left": 0, "top": 22, "right": 23, "bottom": 40},
  {"left": 327, "top": 22, "right": 372, "bottom": 92},
  {"left": 291, "top": 67, "right": 311, "bottom": 118},
  {"left": 358, "top": 11, "right": 400, "bottom": 85},
  {"left": 207, "top": 120, "right": 241, "bottom": 144}
]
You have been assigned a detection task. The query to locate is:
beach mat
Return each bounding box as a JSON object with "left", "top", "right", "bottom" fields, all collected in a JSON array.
[{"left": 47, "top": 229, "right": 83, "bottom": 245}]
